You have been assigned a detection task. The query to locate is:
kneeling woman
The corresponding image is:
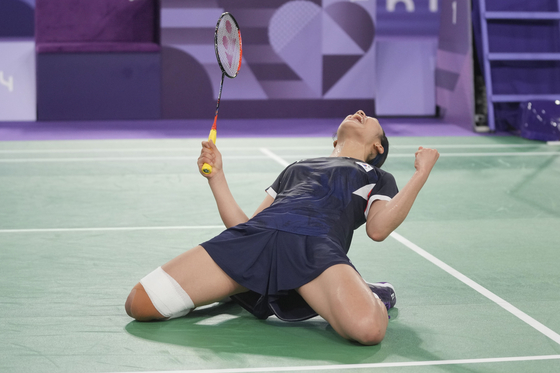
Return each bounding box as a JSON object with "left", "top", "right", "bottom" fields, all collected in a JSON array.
[{"left": 125, "top": 110, "right": 439, "bottom": 345}]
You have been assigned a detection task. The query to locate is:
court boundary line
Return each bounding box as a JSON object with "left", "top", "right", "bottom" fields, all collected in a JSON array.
[
  {"left": 0, "top": 143, "right": 545, "bottom": 154},
  {"left": 390, "top": 232, "right": 560, "bottom": 346},
  {"left": 110, "top": 354, "right": 560, "bottom": 372},
  {"left": 0, "top": 226, "right": 223, "bottom": 233},
  {"left": 1, "top": 152, "right": 559, "bottom": 163}
]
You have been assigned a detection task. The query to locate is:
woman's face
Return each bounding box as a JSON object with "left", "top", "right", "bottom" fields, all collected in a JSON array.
[{"left": 338, "top": 110, "right": 383, "bottom": 144}]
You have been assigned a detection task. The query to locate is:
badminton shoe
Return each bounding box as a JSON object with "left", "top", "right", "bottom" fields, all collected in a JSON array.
[{"left": 367, "top": 282, "right": 396, "bottom": 310}]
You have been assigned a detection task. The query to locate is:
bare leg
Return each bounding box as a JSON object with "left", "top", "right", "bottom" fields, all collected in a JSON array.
[
  {"left": 125, "top": 245, "right": 247, "bottom": 321},
  {"left": 297, "top": 264, "right": 389, "bottom": 345}
]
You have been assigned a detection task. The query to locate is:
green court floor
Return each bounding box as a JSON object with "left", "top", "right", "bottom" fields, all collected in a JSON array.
[{"left": 1, "top": 135, "right": 559, "bottom": 372}]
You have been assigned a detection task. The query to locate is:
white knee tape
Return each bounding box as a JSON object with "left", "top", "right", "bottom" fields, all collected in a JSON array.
[{"left": 140, "top": 266, "right": 194, "bottom": 319}]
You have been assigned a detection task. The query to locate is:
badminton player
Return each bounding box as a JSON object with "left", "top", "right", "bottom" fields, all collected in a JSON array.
[{"left": 125, "top": 110, "right": 439, "bottom": 345}]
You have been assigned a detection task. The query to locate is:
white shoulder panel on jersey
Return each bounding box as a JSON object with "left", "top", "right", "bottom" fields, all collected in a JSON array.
[{"left": 353, "top": 183, "right": 376, "bottom": 200}]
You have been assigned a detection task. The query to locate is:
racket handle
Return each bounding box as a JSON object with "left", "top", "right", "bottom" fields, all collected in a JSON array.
[{"left": 201, "top": 128, "right": 217, "bottom": 174}]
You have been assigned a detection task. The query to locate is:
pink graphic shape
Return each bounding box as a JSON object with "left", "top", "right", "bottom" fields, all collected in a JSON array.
[
  {"left": 226, "top": 50, "right": 234, "bottom": 68},
  {"left": 223, "top": 35, "right": 238, "bottom": 69}
]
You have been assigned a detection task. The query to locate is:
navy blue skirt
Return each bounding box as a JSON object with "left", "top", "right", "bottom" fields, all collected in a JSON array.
[{"left": 200, "top": 223, "right": 356, "bottom": 321}]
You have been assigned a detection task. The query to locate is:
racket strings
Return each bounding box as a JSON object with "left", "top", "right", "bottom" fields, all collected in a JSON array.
[{"left": 216, "top": 15, "right": 242, "bottom": 78}]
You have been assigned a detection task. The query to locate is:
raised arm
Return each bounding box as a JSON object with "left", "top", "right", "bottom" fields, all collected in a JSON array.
[
  {"left": 366, "top": 147, "right": 439, "bottom": 241},
  {"left": 197, "top": 140, "right": 249, "bottom": 228},
  {"left": 197, "top": 140, "right": 274, "bottom": 228}
]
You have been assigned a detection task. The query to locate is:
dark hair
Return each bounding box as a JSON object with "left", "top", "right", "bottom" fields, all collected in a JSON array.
[{"left": 368, "top": 130, "right": 389, "bottom": 168}]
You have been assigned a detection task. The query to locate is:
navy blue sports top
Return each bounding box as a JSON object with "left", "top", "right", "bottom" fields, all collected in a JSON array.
[{"left": 250, "top": 157, "right": 399, "bottom": 253}]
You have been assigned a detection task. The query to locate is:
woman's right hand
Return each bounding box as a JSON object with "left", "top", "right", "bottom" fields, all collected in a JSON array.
[{"left": 197, "top": 139, "right": 223, "bottom": 178}]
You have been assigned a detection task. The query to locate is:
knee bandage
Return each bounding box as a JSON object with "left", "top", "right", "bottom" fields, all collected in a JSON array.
[{"left": 140, "top": 266, "right": 194, "bottom": 319}]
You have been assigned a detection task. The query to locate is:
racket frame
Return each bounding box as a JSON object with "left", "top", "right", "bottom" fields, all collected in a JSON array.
[
  {"left": 214, "top": 12, "right": 243, "bottom": 79},
  {"left": 202, "top": 12, "right": 242, "bottom": 174}
]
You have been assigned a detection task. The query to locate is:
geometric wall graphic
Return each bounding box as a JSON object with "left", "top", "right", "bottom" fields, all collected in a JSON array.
[
  {"left": 158, "top": 0, "right": 440, "bottom": 118},
  {"left": 161, "top": 46, "right": 215, "bottom": 119},
  {"left": 161, "top": 0, "right": 442, "bottom": 118},
  {"left": 322, "top": 55, "right": 361, "bottom": 94},
  {"left": 269, "top": 1, "right": 323, "bottom": 97},
  {"left": 160, "top": 0, "right": 377, "bottom": 117},
  {"left": 322, "top": 1, "right": 375, "bottom": 97},
  {"left": 324, "top": 2, "right": 375, "bottom": 52},
  {"left": 267, "top": 0, "right": 376, "bottom": 99}
]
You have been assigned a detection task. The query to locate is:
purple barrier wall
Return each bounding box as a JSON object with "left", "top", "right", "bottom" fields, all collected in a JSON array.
[
  {"left": 34, "top": 0, "right": 162, "bottom": 121},
  {"left": 0, "top": 0, "right": 34, "bottom": 37}
]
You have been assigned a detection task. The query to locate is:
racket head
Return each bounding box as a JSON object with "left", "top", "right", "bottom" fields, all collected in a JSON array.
[{"left": 214, "top": 12, "right": 242, "bottom": 78}]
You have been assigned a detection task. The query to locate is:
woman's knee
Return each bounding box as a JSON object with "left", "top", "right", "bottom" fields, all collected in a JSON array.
[
  {"left": 125, "top": 283, "right": 164, "bottom": 321},
  {"left": 346, "top": 316, "right": 387, "bottom": 346}
]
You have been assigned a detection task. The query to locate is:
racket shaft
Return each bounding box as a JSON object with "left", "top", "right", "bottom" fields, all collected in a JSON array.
[{"left": 201, "top": 73, "right": 224, "bottom": 175}]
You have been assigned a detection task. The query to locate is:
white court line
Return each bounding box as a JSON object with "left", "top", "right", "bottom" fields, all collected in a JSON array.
[
  {"left": 260, "top": 148, "right": 290, "bottom": 167},
  {"left": 0, "top": 143, "right": 547, "bottom": 154},
  {"left": 2, "top": 151, "right": 558, "bottom": 163},
  {"left": 437, "top": 151, "right": 559, "bottom": 157},
  {"left": 393, "top": 144, "right": 544, "bottom": 149},
  {"left": 111, "top": 354, "right": 560, "bottom": 372},
  {"left": 363, "top": 152, "right": 560, "bottom": 158},
  {"left": 194, "top": 314, "right": 240, "bottom": 326},
  {"left": 0, "top": 148, "right": 198, "bottom": 154},
  {"left": 0, "top": 225, "right": 223, "bottom": 233},
  {"left": 390, "top": 232, "right": 560, "bottom": 346},
  {"left": 0, "top": 156, "right": 270, "bottom": 163}
]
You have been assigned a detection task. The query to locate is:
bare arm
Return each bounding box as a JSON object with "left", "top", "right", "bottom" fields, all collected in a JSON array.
[
  {"left": 366, "top": 147, "right": 439, "bottom": 241},
  {"left": 197, "top": 140, "right": 249, "bottom": 228},
  {"left": 197, "top": 140, "right": 274, "bottom": 228},
  {"left": 252, "top": 194, "right": 274, "bottom": 218}
]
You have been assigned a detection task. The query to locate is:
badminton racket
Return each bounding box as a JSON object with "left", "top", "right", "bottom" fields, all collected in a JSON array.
[{"left": 201, "top": 12, "right": 243, "bottom": 174}]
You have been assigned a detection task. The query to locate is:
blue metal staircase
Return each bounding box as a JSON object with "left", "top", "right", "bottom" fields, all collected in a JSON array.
[{"left": 477, "top": 1, "right": 560, "bottom": 130}]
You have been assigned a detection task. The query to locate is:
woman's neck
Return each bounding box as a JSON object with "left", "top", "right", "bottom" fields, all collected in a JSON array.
[{"left": 330, "top": 139, "right": 367, "bottom": 162}]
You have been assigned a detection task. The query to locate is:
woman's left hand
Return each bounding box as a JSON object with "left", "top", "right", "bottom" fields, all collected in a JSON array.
[{"left": 414, "top": 147, "right": 439, "bottom": 175}]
